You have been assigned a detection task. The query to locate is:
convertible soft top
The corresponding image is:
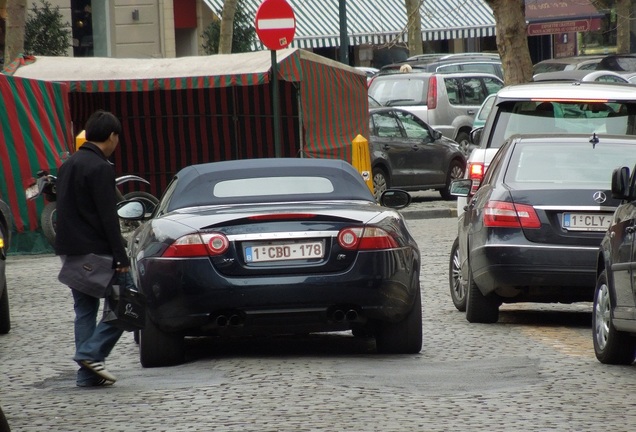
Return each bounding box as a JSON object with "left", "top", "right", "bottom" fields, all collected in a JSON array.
[{"left": 168, "top": 158, "right": 375, "bottom": 211}]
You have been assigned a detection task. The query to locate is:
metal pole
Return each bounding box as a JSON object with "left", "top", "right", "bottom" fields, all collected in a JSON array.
[
  {"left": 339, "top": 0, "right": 348, "bottom": 65},
  {"left": 271, "top": 49, "right": 281, "bottom": 157}
]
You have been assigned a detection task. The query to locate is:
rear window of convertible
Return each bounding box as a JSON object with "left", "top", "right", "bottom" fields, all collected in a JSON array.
[{"left": 214, "top": 177, "right": 335, "bottom": 198}]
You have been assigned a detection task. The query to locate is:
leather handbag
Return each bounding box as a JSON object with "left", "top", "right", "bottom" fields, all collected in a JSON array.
[
  {"left": 58, "top": 254, "right": 116, "bottom": 298},
  {"left": 103, "top": 272, "right": 146, "bottom": 331}
]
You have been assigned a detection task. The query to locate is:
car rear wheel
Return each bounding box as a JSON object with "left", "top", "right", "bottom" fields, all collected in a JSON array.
[
  {"left": 593, "top": 270, "right": 636, "bottom": 365},
  {"left": 372, "top": 168, "right": 389, "bottom": 201},
  {"left": 375, "top": 272, "right": 422, "bottom": 354},
  {"left": 41, "top": 202, "right": 57, "bottom": 247},
  {"left": 139, "top": 315, "right": 185, "bottom": 367},
  {"left": 465, "top": 264, "right": 499, "bottom": 323},
  {"left": 439, "top": 160, "right": 464, "bottom": 200},
  {"left": 449, "top": 237, "right": 466, "bottom": 311},
  {"left": 0, "top": 282, "right": 10, "bottom": 334}
]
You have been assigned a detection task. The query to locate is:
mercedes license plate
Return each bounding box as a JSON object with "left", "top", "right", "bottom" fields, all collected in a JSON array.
[
  {"left": 245, "top": 240, "right": 324, "bottom": 263},
  {"left": 25, "top": 184, "right": 39, "bottom": 200},
  {"left": 562, "top": 213, "right": 612, "bottom": 231}
]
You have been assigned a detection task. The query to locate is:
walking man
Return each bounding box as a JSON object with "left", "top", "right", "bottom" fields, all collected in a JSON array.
[{"left": 55, "top": 110, "right": 130, "bottom": 387}]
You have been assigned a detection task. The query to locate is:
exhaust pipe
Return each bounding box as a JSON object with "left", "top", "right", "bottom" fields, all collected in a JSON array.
[
  {"left": 216, "top": 315, "right": 228, "bottom": 327},
  {"left": 332, "top": 310, "right": 345, "bottom": 322},
  {"left": 345, "top": 309, "right": 358, "bottom": 321},
  {"left": 229, "top": 314, "right": 242, "bottom": 326}
]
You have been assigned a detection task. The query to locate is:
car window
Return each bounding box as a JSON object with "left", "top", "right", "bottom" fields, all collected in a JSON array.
[
  {"left": 489, "top": 100, "right": 636, "bottom": 149},
  {"left": 596, "top": 75, "right": 626, "bottom": 83},
  {"left": 460, "top": 77, "right": 485, "bottom": 105},
  {"left": 436, "top": 64, "right": 461, "bottom": 73},
  {"left": 578, "top": 62, "right": 599, "bottom": 71},
  {"left": 477, "top": 95, "right": 496, "bottom": 122},
  {"left": 156, "top": 177, "right": 179, "bottom": 216},
  {"left": 394, "top": 110, "right": 431, "bottom": 140},
  {"left": 507, "top": 141, "right": 636, "bottom": 186},
  {"left": 368, "top": 77, "right": 428, "bottom": 106},
  {"left": 483, "top": 77, "right": 504, "bottom": 95},
  {"left": 373, "top": 112, "right": 404, "bottom": 138},
  {"left": 444, "top": 78, "right": 460, "bottom": 104},
  {"left": 461, "top": 63, "right": 498, "bottom": 76}
]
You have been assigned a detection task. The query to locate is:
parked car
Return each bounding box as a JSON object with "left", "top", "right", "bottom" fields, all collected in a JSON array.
[
  {"left": 0, "top": 198, "right": 11, "bottom": 334},
  {"left": 596, "top": 54, "right": 636, "bottom": 72},
  {"left": 369, "top": 107, "right": 466, "bottom": 200},
  {"left": 533, "top": 55, "right": 604, "bottom": 74},
  {"left": 368, "top": 71, "right": 503, "bottom": 156},
  {"left": 451, "top": 134, "right": 636, "bottom": 323},
  {"left": 460, "top": 81, "right": 636, "bottom": 217},
  {"left": 593, "top": 165, "right": 636, "bottom": 365},
  {"left": 533, "top": 70, "right": 629, "bottom": 83},
  {"left": 379, "top": 53, "right": 504, "bottom": 79},
  {"left": 119, "top": 158, "right": 423, "bottom": 367}
]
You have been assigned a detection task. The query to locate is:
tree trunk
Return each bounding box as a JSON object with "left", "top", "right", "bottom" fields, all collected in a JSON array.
[
  {"left": 405, "top": 0, "right": 422, "bottom": 56},
  {"left": 4, "top": 0, "right": 26, "bottom": 65},
  {"left": 616, "top": 0, "right": 630, "bottom": 54},
  {"left": 486, "top": 0, "right": 533, "bottom": 85},
  {"left": 219, "top": 0, "right": 238, "bottom": 54}
]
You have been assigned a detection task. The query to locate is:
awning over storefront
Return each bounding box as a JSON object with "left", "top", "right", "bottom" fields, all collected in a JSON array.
[{"left": 203, "top": 0, "right": 496, "bottom": 49}]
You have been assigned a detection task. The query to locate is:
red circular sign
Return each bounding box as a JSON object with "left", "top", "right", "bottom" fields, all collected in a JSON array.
[{"left": 255, "top": 0, "right": 296, "bottom": 50}]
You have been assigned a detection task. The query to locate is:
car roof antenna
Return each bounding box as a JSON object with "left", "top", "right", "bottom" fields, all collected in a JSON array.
[{"left": 589, "top": 133, "right": 599, "bottom": 149}]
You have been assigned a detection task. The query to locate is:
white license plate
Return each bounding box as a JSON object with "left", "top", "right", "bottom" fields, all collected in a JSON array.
[
  {"left": 562, "top": 213, "right": 612, "bottom": 231},
  {"left": 25, "top": 184, "right": 39, "bottom": 200},
  {"left": 244, "top": 240, "right": 324, "bottom": 263}
]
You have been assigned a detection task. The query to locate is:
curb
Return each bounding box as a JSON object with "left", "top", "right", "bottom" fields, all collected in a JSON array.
[{"left": 401, "top": 207, "right": 458, "bottom": 220}]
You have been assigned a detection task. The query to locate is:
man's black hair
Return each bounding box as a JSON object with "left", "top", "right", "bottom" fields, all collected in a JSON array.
[{"left": 85, "top": 110, "right": 122, "bottom": 142}]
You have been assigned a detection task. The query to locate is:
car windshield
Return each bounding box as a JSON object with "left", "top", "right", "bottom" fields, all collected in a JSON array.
[
  {"left": 489, "top": 100, "right": 636, "bottom": 149},
  {"left": 505, "top": 141, "right": 636, "bottom": 188}
]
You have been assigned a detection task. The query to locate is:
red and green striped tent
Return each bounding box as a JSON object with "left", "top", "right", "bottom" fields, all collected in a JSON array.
[
  {"left": 0, "top": 73, "right": 72, "bottom": 254},
  {"left": 8, "top": 49, "right": 369, "bottom": 199}
]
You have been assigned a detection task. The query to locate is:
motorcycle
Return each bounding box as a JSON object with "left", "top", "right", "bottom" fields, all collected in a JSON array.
[{"left": 25, "top": 170, "right": 158, "bottom": 247}]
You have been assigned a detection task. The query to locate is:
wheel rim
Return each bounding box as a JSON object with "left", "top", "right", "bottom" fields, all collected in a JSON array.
[
  {"left": 373, "top": 172, "right": 387, "bottom": 199},
  {"left": 594, "top": 282, "right": 611, "bottom": 351},
  {"left": 451, "top": 246, "right": 465, "bottom": 302},
  {"left": 450, "top": 164, "right": 464, "bottom": 182}
]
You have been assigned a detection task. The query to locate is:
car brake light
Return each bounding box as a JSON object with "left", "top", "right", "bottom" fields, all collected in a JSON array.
[
  {"left": 483, "top": 201, "right": 541, "bottom": 229},
  {"left": 468, "top": 162, "right": 485, "bottom": 194},
  {"left": 248, "top": 213, "right": 316, "bottom": 220},
  {"left": 427, "top": 76, "right": 437, "bottom": 109},
  {"left": 338, "top": 227, "right": 399, "bottom": 250},
  {"left": 162, "top": 232, "right": 229, "bottom": 257}
]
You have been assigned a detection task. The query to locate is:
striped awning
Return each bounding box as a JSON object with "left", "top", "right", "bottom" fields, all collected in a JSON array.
[{"left": 204, "top": 0, "right": 496, "bottom": 49}]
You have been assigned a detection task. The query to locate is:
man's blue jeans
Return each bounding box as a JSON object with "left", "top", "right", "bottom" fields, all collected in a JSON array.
[{"left": 72, "top": 284, "right": 124, "bottom": 385}]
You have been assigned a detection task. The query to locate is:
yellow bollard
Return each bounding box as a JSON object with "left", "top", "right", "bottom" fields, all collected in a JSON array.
[
  {"left": 75, "top": 130, "right": 87, "bottom": 151},
  {"left": 351, "top": 134, "right": 374, "bottom": 194}
]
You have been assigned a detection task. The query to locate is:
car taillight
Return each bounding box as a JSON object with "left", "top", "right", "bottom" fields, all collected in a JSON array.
[
  {"left": 162, "top": 232, "right": 229, "bottom": 257},
  {"left": 468, "top": 162, "right": 485, "bottom": 194},
  {"left": 338, "top": 227, "right": 399, "bottom": 250},
  {"left": 248, "top": 213, "right": 316, "bottom": 220},
  {"left": 483, "top": 201, "right": 541, "bottom": 229},
  {"left": 427, "top": 76, "right": 437, "bottom": 109}
]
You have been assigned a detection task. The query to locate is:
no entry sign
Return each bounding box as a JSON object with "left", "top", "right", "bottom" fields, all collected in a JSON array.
[{"left": 255, "top": 0, "right": 296, "bottom": 50}]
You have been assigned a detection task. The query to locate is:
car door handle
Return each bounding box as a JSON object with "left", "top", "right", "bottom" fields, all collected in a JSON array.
[
  {"left": 467, "top": 110, "right": 476, "bottom": 115},
  {"left": 412, "top": 145, "right": 420, "bottom": 151}
]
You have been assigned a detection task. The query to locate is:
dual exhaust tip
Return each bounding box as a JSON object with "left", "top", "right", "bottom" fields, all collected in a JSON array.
[
  {"left": 215, "top": 313, "right": 243, "bottom": 327},
  {"left": 331, "top": 309, "right": 359, "bottom": 323}
]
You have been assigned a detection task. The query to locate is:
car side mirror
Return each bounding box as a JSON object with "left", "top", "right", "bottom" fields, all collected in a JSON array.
[
  {"left": 449, "top": 179, "right": 473, "bottom": 197},
  {"left": 117, "top": 200, "right": 147, "bottom": 220},
  {"left": 611, "top": 166, "right": 630, "bottom": 199},
  {"left": 470, "top": 127, "right": 483, "bottom": 146},
  {"left": 432, "top": 130, "right": 443, "bottom": 140},
  {"left": 380, "top": 189, "right": 411, "bottom": 209}
]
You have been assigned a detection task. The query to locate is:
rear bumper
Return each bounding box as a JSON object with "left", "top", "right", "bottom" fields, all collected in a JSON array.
[
  {"left": 470, "top": 242, "right": 597, "bottom": 302},
  {"left": 135, "top": 249, "right": 419, "bottom": 334}
]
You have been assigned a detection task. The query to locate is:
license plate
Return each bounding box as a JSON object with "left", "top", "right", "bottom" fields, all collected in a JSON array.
[
  {"left": 25, "top": 184, "right": 39, "bottom": 200},
  {"left": 244, "top": 240, "right": 324, "bottom": 263},
  {"left": 562, "top": 213, "right": 612, "bottom": 231}
]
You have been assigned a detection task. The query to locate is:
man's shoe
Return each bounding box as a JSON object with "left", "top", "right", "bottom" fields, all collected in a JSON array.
[
  {"left": 79, "top": 360, "right": 117, "bottom": 382},
  {"left": 77, "top": 378, "right": 115, "bottom": 388}
]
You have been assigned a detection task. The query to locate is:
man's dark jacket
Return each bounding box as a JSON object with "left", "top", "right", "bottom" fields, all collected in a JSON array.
[{"left": 54, "top": 142, "right": 129, "bottom": 268}]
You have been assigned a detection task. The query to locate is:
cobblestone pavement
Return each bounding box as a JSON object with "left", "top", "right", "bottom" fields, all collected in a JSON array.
[{"left": 1, "top": 200, "right": 636, "bottom": 431}]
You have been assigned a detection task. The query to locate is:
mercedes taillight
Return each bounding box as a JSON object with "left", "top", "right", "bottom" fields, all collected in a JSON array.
[{"left": 483, "top": 201, "right": 541, "bottom": 229}]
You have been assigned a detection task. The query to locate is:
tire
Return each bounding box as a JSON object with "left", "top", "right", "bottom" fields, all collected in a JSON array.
[
  {"left": 439, "top": 160, "right": 464, "bottom": 200},
  {"left": 0, "top": 404, "right": 9, "bottom": 432},
  {"left": 375, "top": 272, "right": 423, "bottom": 354},
  {"left": 465, "top": 264, "right": 499, "bottom": 323},
  {"left": 120, "top": 191, "right": 159, "bottom": 244},
  {"left": 41, "top": 202, "right": 57, "bottom": 248},
  {"left": 0, "top": 200, "right": 13, "bottom": 252},
  {"left": 0, "top": 282, "right": 10, "bottom": 334},
  {"left": 455, "top": 131, "right": 471, "bottom": 157},
  {"left": 139, "top": 315, "right": 185, "bottom": 367},
  {"left": 592, "top": 270, "right": 636, "bottom": 365},
  {"left": 372, "top": 168, "right": 389, "bottom": 201},
  {"left": 449, "top": 237, "right": 466, "bottom": 312}
]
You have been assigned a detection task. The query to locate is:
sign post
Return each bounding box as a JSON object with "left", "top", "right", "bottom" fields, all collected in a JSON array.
[{"left": 255, "top": 0, "right": 296, "bottom": 157}]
